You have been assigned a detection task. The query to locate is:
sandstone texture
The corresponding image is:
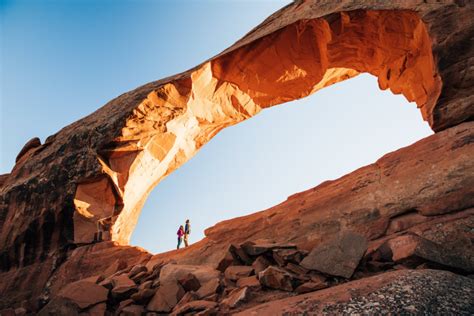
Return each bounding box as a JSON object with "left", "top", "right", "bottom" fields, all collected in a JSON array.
[{"left": 0, "top": 0, "right": 473, "bottom": 314}]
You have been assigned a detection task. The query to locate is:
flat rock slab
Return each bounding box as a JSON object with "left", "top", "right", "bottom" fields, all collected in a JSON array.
[
  {"left": 237, "top": 270, "right": 474, "bottom": 315},
  {"left": 225, "top": 266, "right": 254, "bottom": 281},
  {"left": 241, "top": 241, "right": 297, "bottom": 256},
  {"left": 57, "top": 280, "right": 108, "bottom": 309},
  {"left": 300, "top": 231, "right": 367, "bottom": 278},
  {"left": 147, "top": 281, "right": 185, "bottom": 313},
  {"left": 373, "top": 234, "right": 474, "bottom": 273}
]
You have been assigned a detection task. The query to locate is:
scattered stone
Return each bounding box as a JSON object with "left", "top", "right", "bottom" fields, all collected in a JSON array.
[
  {"left": 147, "top": 282, "right": 185, "bottom": 313},
  {"left": 295, "top": 281, "right": 328, "bottom": 294},
  {"left": 178, "top": 273, "right": 201, "bottom": 292},
  {"left": 285, "top": 262, "right": 309, "bottom": 275},
  {"left": 139, "top": 280, "right": 153, "bottom": 290},
  {"left": 258, "top": 266, "right": 295, "bottom": 291},
  {"left": 300, "top": 231, "right": 368, "bottom": 278},
  {"left": 236, "top": 275, "right": 260, "bottom": 289},
  {"left": 222, "top": 287, "right": 250, "bottom": 308},
  {"left": 252, "top": 256, "right": 272, "bottom": 274},
  {"left": 171, "top": 300, "right": 217, "bottom": 316},
  {"left": 225, "top": 266, "right": 254, "bottom": 281},
  {"left": 128, "top": 265, "right": 148, "bottom": 279},
  {"left": 131, "top": 288, "right": 156, "bottom": 304},
  {"left": 57, "top": 280, "right": 108, "bottom": 309},
  {"left": 196, "top": 278, "right": 221, "bottom": 299},
  {"left": 130, "top": 270, "right": 149, "bottom": 284},
  {"left": 222, "top": 278, "right": 236, "bottom": 289},
  {"left": 273, "top": 248, "right": 305, "bottom": 265}
]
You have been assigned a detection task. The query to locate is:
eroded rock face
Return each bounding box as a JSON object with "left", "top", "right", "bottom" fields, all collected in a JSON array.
[{"left": 0, "top": 0, "right": 473, "bottom": 312}]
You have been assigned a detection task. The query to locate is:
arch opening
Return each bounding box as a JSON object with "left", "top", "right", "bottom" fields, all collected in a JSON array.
[{"left": 71, "top": 10, "right": 441, "bottom": 246}]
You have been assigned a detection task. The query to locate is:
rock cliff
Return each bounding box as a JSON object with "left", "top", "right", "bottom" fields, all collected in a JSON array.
[{"left": 0, "top": 0, "right": 473, "bottom": 314}]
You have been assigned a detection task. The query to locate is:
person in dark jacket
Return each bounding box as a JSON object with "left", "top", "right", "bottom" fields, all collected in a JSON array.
[{"left": 184, "top": 219, "right": 191, "bottom": 247}]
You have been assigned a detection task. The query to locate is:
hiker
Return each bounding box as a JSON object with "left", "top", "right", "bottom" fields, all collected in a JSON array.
[
  {"left": 184, "top": 219, "right": 191, "bottom": 247},
  {"left": 177, "top": 225, "right": 185, "bottom": 249}
]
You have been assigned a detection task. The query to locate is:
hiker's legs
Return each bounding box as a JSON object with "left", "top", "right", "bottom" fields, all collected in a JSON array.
[
  {"left": 184, "top": 234, "right": 189, "bottom": 247},
  {"left": 177, "top": 237, "right": 182, "bottom": 249}
]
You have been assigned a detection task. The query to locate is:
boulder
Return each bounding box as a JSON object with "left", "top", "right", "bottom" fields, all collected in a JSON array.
[
  {"left": 222, "top": 287, "right": 250, "bottom": 308},
  {"left": 57, "top": 280, "right": 108, "bottom": 309},
  {"left": 171, "top": 300, "right": 217, "bottom": 316},
  {"left": 196, "top": 278, "right": 221, "bottom": 299},
  {"left": 130, "top": 270, "right": 149, "bottom": 284},
  {"left": 147, "top": 282, "right": 185, "bottom": 313},
  {"left": 300, "top": 231, "right": 368, "bottom": 278},
  {"left": 178, "top": 273, "right": 201, "bottom": 292},
  {"left": 372, "top": 234, "right": 474, "bottom": 273},
  {"left": 138, "top": 280, "right": 153, "bottom": 290},
  {"left": 252, "top": 256, "right": 272, "bottom": 274},
  {"left": 258, "top": 266, "right": 295, "bottom": 291},
  {"left": 224, "top": 266, "right": 254, "bottom": 281},
  {"left": 241, "top": 241, "right": 296, "bottom": 256},
  {"left": 111, "top": 274, "right": 137, "bottom": 300},
  {"left": 273, "top": 249, "right": 306, "bottom": 266},
  {"left": 236, "top": 275, "right": 260, "bottom": 289},
  {"left": 128, "top": 265, "right": 147, "bottom": 279},
  {"left": 130, "top": 288, "right": 156, "bottom": 304}
]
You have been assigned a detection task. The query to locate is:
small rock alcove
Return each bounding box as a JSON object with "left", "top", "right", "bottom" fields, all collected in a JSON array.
[{"left": 72, "top": 10, "right": 441, "bottom": 247}]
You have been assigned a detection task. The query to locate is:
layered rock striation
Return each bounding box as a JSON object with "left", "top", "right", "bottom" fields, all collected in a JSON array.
[{"left": 0, "top": 0, "right": 473, "bottom": 313}]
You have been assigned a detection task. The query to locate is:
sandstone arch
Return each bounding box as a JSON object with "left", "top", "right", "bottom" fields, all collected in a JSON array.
[
  {"left": 75, "top": 10, "right": 441, "bottom": 246},
  {"left": 0, "top": 1, "right": 473, "bottom": 274}
]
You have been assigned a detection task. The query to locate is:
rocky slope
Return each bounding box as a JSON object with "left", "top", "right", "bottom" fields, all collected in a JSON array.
[{"left": 0, "top": 0, "right": 473, "bottom": 314}]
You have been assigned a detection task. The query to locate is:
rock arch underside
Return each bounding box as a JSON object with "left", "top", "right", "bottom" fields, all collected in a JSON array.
[{"left": 1, "top": 1, "right": 474, "bottom": 314}]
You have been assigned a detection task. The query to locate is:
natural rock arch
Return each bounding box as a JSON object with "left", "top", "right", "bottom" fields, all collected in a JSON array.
[
  {"left": 75, "top": 10, "right": 441, "bottom": 245},
  {"left": 0, "top": 1, "right": 472, "bottom": 272}
]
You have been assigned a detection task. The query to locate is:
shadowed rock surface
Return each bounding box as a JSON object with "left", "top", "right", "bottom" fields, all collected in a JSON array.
[{"left": 0, "top": 0, "right": 473, "bottom": 314}]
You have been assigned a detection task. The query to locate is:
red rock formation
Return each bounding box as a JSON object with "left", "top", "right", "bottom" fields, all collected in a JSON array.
[{"left": 0, "top": 0, "right": 473, "bottom": 312}]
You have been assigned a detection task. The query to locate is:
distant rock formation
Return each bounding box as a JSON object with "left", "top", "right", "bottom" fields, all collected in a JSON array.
[{"left": 0, "top": 0, "right": 473, "bottom": 313}]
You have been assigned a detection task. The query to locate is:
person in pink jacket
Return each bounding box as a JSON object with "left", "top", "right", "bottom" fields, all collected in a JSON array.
[{"left": 177, "top": 225, "right": 185, "bottom": 249}]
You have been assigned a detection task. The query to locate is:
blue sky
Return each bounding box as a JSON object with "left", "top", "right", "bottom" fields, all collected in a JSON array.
[{"left": 1, "top": 1, "right": 432, "bottom": 253}]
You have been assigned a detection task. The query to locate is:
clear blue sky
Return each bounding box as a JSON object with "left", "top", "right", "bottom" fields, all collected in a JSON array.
[{"left": 1, "top": 1, "right": 432, "bottom": 253}]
